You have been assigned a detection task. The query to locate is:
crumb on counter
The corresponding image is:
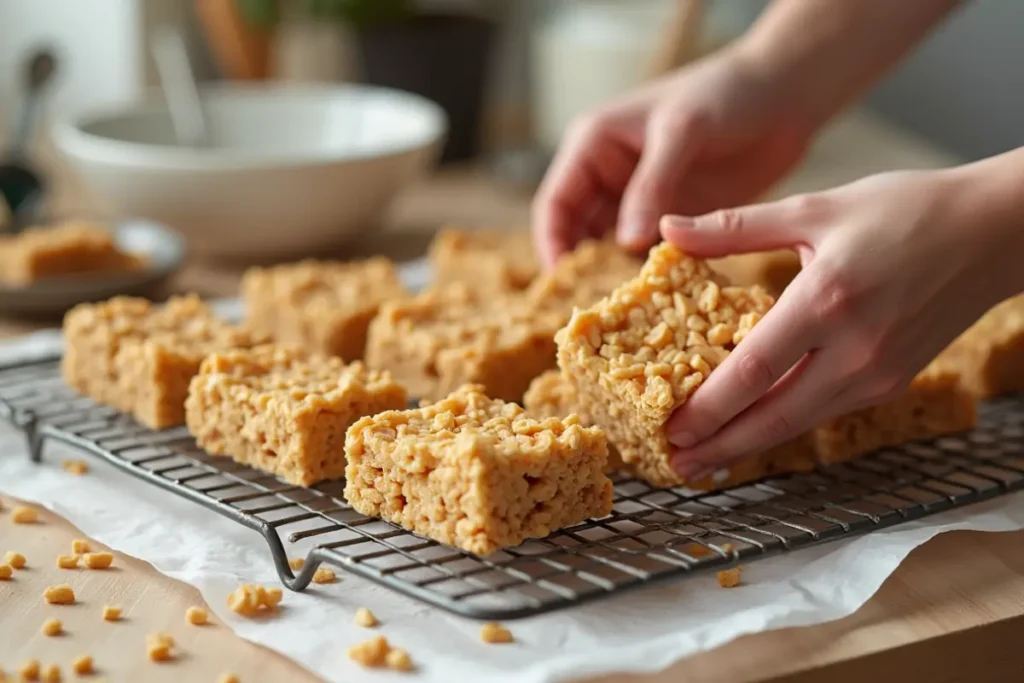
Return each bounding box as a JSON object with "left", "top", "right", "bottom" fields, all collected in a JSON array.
[
  {"left": 353, "top": 607, "right": 377, "bottom": 628},
  {"left": 146, "top": 633, "right": 175, "bottom": 662},
  {"left": 288, "top": 557, "right": 304, "bottom": 571},
  {"left": 0, "top": 564, "right": 12, "bottom": 580},
  {"left": 480, "top": 622, "right": 514, "bottom": 644},
  {"left": 102, "top": 605, "right": 121, "bottom": 622},
  {"left": 717, "top": 567, "right": 742, "bottom": 588},
  {"left": 385, "top": 648, "right": 413, "bottom": 672},
  {"left": 347, "top": 635, "right": 391, "bottom": 668},
  {"left": 4, "top": 551, "right": 26, "bottom": 569},
  {"left": 186, "top": 606, "right": 208, "bottom": 626},
  {"left": 82, "top": 552, "right": 114, "bottom": 570},
  {"left": 62, "top": 460, "right": 89, "bottom": 476},
  {"left": 312, "top": 567, "right": 335, "bottom": 584},
  {"left": 226, "top": 584, "right": 281, "bottom": 617},
  {"left": 71, "top": 656, "right": 92, "bottom": 676},
  {"left": 57, "top": 554, "right": 79, "bottom": 570},
  {"left": 71, "top": 539, "right": 91, "bottom": 554},
  {"left": 40, "top": 664, "right": 60, "bottom": 682},
  {"left": 43, "top": 584, "right": 75, "bottom": 605},
  {"left": 41, "top": 618, "right": 63, "bottom": 636},
  {"left": 11, "top": 505, "right": 38, "bottom": 524},
  {"left": 20, "top": 659, "right": 40, "bottom": 680}
]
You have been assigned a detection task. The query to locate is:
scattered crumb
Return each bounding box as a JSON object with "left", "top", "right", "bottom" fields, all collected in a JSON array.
[
  {"left": 41, "top": 618, "right": 63, "bottom": 637},
  {"left": 19, "top": 659, "right": 40, "bottom": 681},
  {"left": 354, "top": 607, "right": 378, "bottom": 628},
  {"left": 288, "top": 557, "right": 304, "bottom": 571},
  {"left": 43, "top": 584, "right": 75, "bottom": 605},
  {"left": 72, "top": 539, "right": 91, "bottom": 554},
  {"left": 82, "top": 552, "right": 114, "bottom": 570},
  {"left": 347, "top": 635, "right": 391, "bottom": 668},
  {"left": 4, "top": 551, "right": 26, "bottom": 569},
  {"left": 146, "top": 633, "right": 175, "bottom": 662},
  {"left": 312, "top": 567, "right": 335, "bottom": 584},
  {"left": 102, "top": 605, "right": 122, "bottom": 622},
  {"left": 71, "top": 656, "right": 92, "bottom": 676},
  {"left": 720, "top": 542, "right": 734, "bottom": 553},
  {"left": 11, "top": 505, "right": 38, "bottom": 524},
  {"left": 226, "top": 584, "right": 280, "bottom": 617},
  {"left": 57, "top": 554, "right": 79, "bottom": 570},
  {"left": 186, "top": 606, "right": 208, "bottom": 626},
  {"left": 62, "top": 460, "right": 89, "bottom": 476},
  {"left": 218, "top": 676, "right": 240, "bottom": 683},
  {"left": 264, "top": 587, "right": 283, "bottom": 608},
  {"left": 0, "top": 564, "right": 11, "bottom": 580},
  {"left": 385, "top": 648, "right": 413, "bottom": 672},
  {"left": 40, "top": 664, "right": 60, "bottom": 682},
  {"left": 717, "top": 567, "right": 742, "bottom": 588},
  {"left": 480, "top": 622, "right": 513, "bottom": 644}
]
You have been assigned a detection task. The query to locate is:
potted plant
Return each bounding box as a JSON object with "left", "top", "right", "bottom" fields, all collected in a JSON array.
[{"left": 237, "top": 0, "right": 500, "bottom": 163}]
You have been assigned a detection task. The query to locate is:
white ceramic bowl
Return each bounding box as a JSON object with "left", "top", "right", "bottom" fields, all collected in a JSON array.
[{"left": 54, "top": 83, "right": 447, "bottom": 260}]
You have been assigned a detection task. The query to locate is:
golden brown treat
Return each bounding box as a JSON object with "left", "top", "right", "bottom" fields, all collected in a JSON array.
[
  {"left": 70, "top": 656, "right": 93, "bottom": 676},
  {"left": 82, "top": 552, "right": 114, "bottom": 569},
  {"left": 312, "top": 567, "right": 336, "bottom": 584},
  {"left": 242, "top": 258, "right": 406, "bottom": 362},
  {"left": 353, "top": 607, "right": 378, "bottom": 628},
  {"left": 102, "top": 605, "right": 122, "bottom": 621},
  {"left": 20, "top": 659, "right": 40, "bottom": 681},
  {"left": 4, "top": 551, "right": 25, "bottom": 569},
  {"left": 365, "top": 284, "right": 561, "bottom": 402},
  {"left": 288, "top": 557, "right": 304, "bottom": 571},
  {"left": 56, "top": 554, "right": 79, "bottom": 569},
  {"left": 717, "top": 567, "right": 742, "bottom": 588},
  {"left": 226, "top": 584, "right": 280, "bottom": 616},
  {"left": 62, "top": 460, "right": 89, "bottom": 476},
  {"left": 186, "top": 606, "right": 209, "bottom": 625},
  {"left": 0, "top": 564, "right": 12, "bottom": 580},
  {"left": 347, "top": 635, "right": 391, "bottom": 668},
  {"left": 385, "top": 648, "right": 413, "bottom": 672},
  {"left": 0, "top": 222, "right": 145, "bottom": 285},
  {"left": 345, "top": 385, "right": 614, "bottom": 555},
  {"left": 479, "top": 622, "right": 514, "bottom": 644},
  {"left": 71, "top": 539, "right": 91, "bottom": 554},
  {"left": 11, "top": 505, "right": 38, "bottom": 524},
  {"left": 40, "top": 664, "right": 60, "bottom": 683},
  {"left": 62, "top": 295, "right": 266, "bottom": 429},
  {"left": 186, "top": 345, "right": 407, "bottom": 487},
  {"left": 711, "top": 250, "right": 802, "bottom": 298},
  {"left": 41, "top": 618, "right": 63, "bottom": 636},
  {"left": 43, "top": 584, "right": 75, "bottom": 605},
  {"left": 146, "top": 633, "right": 175, "bottom": 662},
  {"left": 428, "top": 227, "right": 539, "bottom": 293},
  {"left": 930, "top": 294, "right": 1024, "bottom": 398},
  {"left": 556, "top": 243, "right": 775, "bottom": 487}
]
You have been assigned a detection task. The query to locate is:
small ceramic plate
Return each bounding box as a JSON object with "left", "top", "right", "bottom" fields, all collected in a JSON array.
[{"left": 0, "top": 219, "right": 186, "bottom": 317}]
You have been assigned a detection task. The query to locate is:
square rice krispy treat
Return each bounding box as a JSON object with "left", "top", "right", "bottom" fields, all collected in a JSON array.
[
  {"left": 365, "top": 284, "right": 561, "bottom": 402},
  {"left": 344, "top": 385, "right": 613, "bottom": 555},
  {"left": 186, "top": 345, "right": 407, "bottom": 486},
  {"left": 429, "top": 227, "right": 539, "bottom": 293},
  {"left": 555, "top": 243, "right": 775, "bottom": 487},
  {"left": 0, "top": 222, "right": 145, "bottom": 285},
  {"left": 527, "top": 239, "right": 643, "bottom": 322},
  {"left": 242, "top": 257, "right": 406, "bottom": 362},
  {"left": 929, "top": 294, "right": 1024, "bottom": 398},
  {"left": 63, "top": 295, "right": 265, "bottom": 429}
]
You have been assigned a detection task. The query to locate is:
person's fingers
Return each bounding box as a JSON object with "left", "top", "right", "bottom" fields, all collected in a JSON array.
[
  {"left": 617, "top": 113, "right": 703, "bottom": 250},
  {"left": 660, "top": 196, "right": 814, "bottom": 258},
  {"left": 665, "top": 270, "right": 825, "bottom": 449},
  {"left": 669, "top": 348, "right": 844, "bottom": 479}
]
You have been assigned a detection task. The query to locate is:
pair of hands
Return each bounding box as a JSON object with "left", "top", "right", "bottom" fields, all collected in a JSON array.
[{"left": 533, "top": 47, "right": 1023, "bottom": 480}]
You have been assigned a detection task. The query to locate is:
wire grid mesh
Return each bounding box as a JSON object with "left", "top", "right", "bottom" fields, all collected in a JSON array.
[{"left": 2, "top": 355, "right": 1024, "bottom": 620}]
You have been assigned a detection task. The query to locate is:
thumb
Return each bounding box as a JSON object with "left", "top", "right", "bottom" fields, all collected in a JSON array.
[
  {"left": 617, "top": 115, "right": 701, "bottom": 250},
  {"left": 660, "top": 200, "right": 807, "bottom": 258}
]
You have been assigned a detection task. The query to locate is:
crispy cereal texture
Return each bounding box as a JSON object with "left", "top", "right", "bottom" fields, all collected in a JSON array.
[
  {"left": 0, "top": 222, "right": 145, "bottom": 285},
  {"left": 43, "top": 585, "right": 75, "bottom": 605},
  {"left": 62, "top": 295, "right": 265, "bottom": 429},
  {"left": 2, "top": 551, "right": 23, "bottom": 569},
  {"left": 186, "top": 345, "right": 408, "bottom": 487},
  {"left": 717, "top": 567, "right": 742, "bottom": 588},
  {"left": 365, "top": 284, "right": 561, "bottom": 402},
  {"left": 347, "top": 636, "right": 391, "bottom": 668},
  {"left": 102, "top": 606, "right": 122, "bottom": 621},
  {"left": 242, "top": 257, "right": 406, "bottom": 362},
  {"left": 480, "top": 622, "right": 514, "bottom": 644},
  {"left": 555, "top": 243, "right": 774, "bottom": 486},
  {"left": 345, "top": 385, "right": 613, "bottom": 555},
  {"left": 428, "top": 227, "right": 539, "bottom": 293}
]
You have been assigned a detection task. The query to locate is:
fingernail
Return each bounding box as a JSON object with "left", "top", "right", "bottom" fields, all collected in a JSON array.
[
  {"left": 667, "top": 429, "right": 697, "bottom": 448},
  {"left": 660, "top": 214, "right": 693, "bottom": 232},
  {"left": 619, "top": 214, "right": 654, "bottom": 246}
]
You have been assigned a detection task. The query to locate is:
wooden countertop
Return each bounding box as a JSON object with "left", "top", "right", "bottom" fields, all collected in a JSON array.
[{"left": 4, "top": 111, "right": 1024, "bottom": 683}]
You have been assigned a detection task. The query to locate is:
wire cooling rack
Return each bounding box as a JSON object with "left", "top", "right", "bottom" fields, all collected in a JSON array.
[{"left": 2, "top": 355, "right": 1023, "bottom": 620}]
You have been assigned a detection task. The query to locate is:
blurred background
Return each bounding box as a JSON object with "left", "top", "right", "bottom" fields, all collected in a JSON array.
[{"left": 0, "top": 0, "right": 1020, "bottom": 319}]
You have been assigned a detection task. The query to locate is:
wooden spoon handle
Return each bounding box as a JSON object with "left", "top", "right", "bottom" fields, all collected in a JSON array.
[{"left": 194, "top": 0, "right": 273, "bottom": 81}]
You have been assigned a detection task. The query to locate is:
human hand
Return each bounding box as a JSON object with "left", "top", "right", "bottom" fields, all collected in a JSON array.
[
  {"left": 531, "top": 44, "right": 813, "bottom": 268},
  {"left": 661, "top": 167, "right": 1024, "bottom": 481}
]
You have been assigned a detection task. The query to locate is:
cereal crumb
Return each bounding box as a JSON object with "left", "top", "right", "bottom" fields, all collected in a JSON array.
[
  {"left": 347, "top": 635, "right": 391, "bottom": 668},
  {"left": 264, "top": 587, "right": 283, "bottom": 607},
  {"left": 71, "top": 656, "right": 92, "bottom": 676},
  {"left": 4, "top": 551, "right": 26, "bottom": 569},
  {"left": 288, "top": 557, "right": 304, "bottom": 570},
  {"left": 186, "top": 606, "right": 208, "bottom": 625},
  {"left": 226, "top": 584, "right": 280, "bottom": 616},
  {"left": 19, "top": 659, "right": 40, "bottom": 680},
  {"left": 41, "top": 618, "right": 63, "bottom": 636},
  {"left": 353, "top": 607, "right": 378, "bottom": 628},
  {"left": 146, "top": 633, "right": 175, "bottom": 662},
  {"left": 312, "top": 567, "right": 335, "bottom": 584},
  {"left": 720, "top": 542, "right": 734, "bottom": 553},
  {"left": 11, "top": 505, "right": 38, "bottom": 524},
  {"left": 102, "top": 605, "right": 122, "bottom": 621},
  {"left": 480, "top": 622, "right": 513, "bottom": 644},
  {"left": 218, "top": 675, "right": 240, "bottom": 683},
  {"left": 40, "top": 664, "right": 60, "bottom": 682},
  {"left": 717, "top": 567, "right": 742, "bottom": 588},
  {"left": 82, "top": 552, "right": 114, "bottom": 570},
  {"left": 385, "top": 648, "right": 413, "bottom": 672},
  {"left": 71, "top": 539, "right": 91, "bottom": 554},
  {"left": 57, "top": 554, "right": 79, "bottom": 569},
  {"left": 44, "top": 584, "right": 75, "bottom": 605},
  {"left": 62, "top": 460, "right": 89, "bottom": 475},
  {"left": 0, "top": 564, "right": 11, "bottom": 580}
]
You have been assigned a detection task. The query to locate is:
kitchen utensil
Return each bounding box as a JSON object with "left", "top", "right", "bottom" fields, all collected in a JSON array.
[{"left": 152, "top": 26, "right": 210, "bottom": 148}]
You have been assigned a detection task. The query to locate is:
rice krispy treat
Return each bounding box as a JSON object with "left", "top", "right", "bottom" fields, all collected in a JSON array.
[
  {"left": 0, "top": 222, "right": 146, "bottom": 285},
  {"left": 365, "top": 284, "right": 561, "bottom": 402},
  {"left": 555, "top": 243, "right": 774, "bottom": 487},
  {"left": 428, "top": 227, "right": 539, "bottom": 293},
  {"left": 344, "top": 385, "right": 614, "bottom": 555},
  {"left": 63, "top": 295, "right": 265, "bottom": 429},
  {"left": 186, "top": 345, "right": 407, "bottom": 486},
  {"left": 527, "top": 239, "right": 643, "bottom": 322},
  {"left": 929, "top": 294, "right": 1024, "bottom": 398},
  {"left": 242, "top": 257, "right": 406, "bottom": 362}
]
